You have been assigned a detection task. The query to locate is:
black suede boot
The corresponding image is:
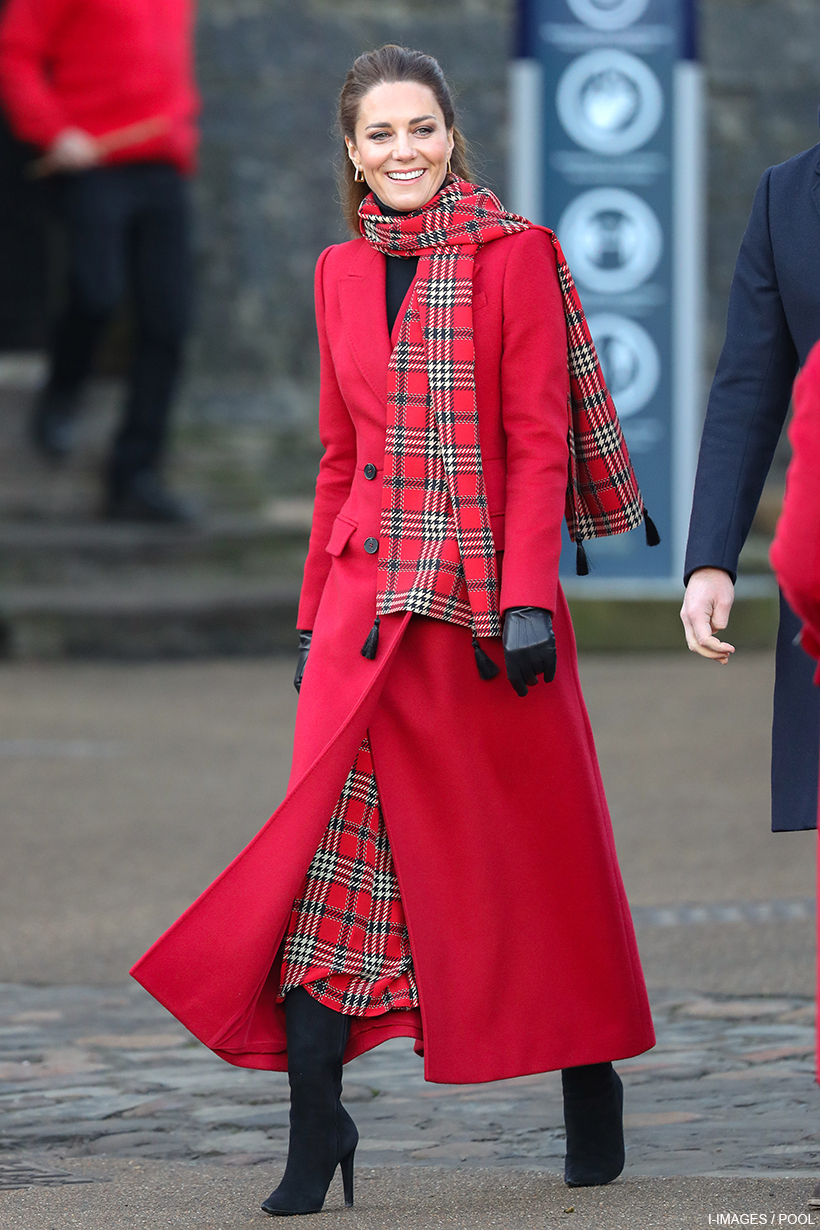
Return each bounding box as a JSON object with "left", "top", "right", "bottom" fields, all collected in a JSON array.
[
  {"left": 562, "top": 1062, "right": 625, "bottom": 1187},
  {"left": 261, "top": 987, "right": 358, "bottom": 1216}
]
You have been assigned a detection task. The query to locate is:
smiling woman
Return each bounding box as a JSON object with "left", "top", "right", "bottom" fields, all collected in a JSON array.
[
  {"left": 131, "top": 43, "right": 656, "bottom": 1221},
  {"left": 338, "top": 44, "right": 471, "bottom": 231}
]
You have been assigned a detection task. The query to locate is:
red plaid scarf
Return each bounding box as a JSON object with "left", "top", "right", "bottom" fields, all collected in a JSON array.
[{"left": 359, "top": 178, "right": 653, "bottom": 641}]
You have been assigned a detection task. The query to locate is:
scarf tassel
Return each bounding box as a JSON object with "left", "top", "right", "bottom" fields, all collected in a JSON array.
[
  {"left": 361, "top": 616, "right": 380, "bottom": 660},
  {"left": 472, "top": 636, "right": 500, "bottom": 680},
  {"left": 575, "top": 541, "right": 590, "bottom": 576},
  {"left": 644, "top": 510, "right": 661, "bottom": 547}
]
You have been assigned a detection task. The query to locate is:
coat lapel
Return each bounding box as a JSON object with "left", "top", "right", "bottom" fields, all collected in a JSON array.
[{"left": 338, "top": 242, "right": 391, "bottom": 407}]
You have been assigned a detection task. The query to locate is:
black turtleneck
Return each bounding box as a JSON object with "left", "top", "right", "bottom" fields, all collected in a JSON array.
[{"left": 374, "top": 196, "right": 419, "bottom": 335}]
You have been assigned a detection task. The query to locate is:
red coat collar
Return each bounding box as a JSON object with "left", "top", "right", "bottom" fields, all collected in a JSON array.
[
  {"left": 337, "top": 241, "right": 391, "bottom": 408},
  {"left": 336, "top": 239, "right": 418, "bottom": 406}
]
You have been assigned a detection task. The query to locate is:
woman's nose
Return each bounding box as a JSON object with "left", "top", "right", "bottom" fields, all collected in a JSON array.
[{"left": 393, "top": 133, "right": 415, "bottom": 160}]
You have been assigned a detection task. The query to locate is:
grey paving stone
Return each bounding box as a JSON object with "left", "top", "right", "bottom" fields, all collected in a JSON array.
[
  {"left": 190, "top": 1105, "right": 289, "bottom": 1128},
  {"left": 0, "top": 981, "right": 818, "bottom": 1180}
]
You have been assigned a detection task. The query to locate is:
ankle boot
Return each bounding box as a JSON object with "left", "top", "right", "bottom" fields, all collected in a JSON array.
[
  {"left": 561, "top": 1062, "right": 625, "bottom": 1187},
  {"left": 262, "top": 987, "right": 358, "bottom": 1216}
]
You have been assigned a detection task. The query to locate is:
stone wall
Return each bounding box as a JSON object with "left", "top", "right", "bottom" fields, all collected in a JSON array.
[{"left": 175, "top": 0, "right": 512, "bottom": 505}]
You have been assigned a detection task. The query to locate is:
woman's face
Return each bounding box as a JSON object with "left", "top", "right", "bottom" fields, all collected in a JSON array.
[{"left": 346, "top": 81, "right": 454, "bottom": 212}]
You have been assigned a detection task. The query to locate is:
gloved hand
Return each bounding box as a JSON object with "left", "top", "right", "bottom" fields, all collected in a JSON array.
[
  {"left": 294, "top": 629, "right": 312, "bottom": 693},
  {"left": 502, "top": 607, "right": 556, "bottom": 697}
]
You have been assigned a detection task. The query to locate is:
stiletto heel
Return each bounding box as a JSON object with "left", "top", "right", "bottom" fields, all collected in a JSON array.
[{"left": 340, "top": 1145, "right": 355, "bottom": 1207}]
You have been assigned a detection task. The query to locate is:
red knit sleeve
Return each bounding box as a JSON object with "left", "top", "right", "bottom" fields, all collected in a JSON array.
[
  {"left": 0, "top": 0, "right": 72, "bottom": 148},
  {"left": 296, "top": 247, "right": 358, "bottom": 630},
  {"left": 770, "top": 339, "right": 820, "bottom": 671},
  {"left": 498, "top": 228, "right": 570, "bottom": 615}
]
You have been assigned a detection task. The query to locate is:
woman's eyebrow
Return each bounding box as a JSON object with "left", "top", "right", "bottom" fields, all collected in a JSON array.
[{"left": 364, "top": 114, "right": 436, "bottom": 131}]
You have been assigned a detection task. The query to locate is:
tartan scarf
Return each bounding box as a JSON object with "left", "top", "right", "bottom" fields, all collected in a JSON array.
[{"left": 359, "top": 178, "right": 653, "bottom": 646}]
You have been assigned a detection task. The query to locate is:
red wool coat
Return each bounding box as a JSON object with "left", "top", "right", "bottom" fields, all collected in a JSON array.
[
  {"left": 770, "top": 341, "right": 820, "bottom": 669},
  {"left": 131, "top": 227, "right": 655, "bottom": 1083},
  {"left": 769, "top": 339, "right": 820, "bottom": 1083}
]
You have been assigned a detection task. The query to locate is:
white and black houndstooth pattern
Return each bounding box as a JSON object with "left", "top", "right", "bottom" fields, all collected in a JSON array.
[
  {"left": 361, "top": 184, "right": 528, "bottom": 640},
  {"left": 555, "top": 261, "right": 647, "bottom": 542},
  {"left": 279, "top": 735, "right": 418, "bottom": 1016},
  {"left": 361, "top": 178, "right": 649, "bottom": 598}
]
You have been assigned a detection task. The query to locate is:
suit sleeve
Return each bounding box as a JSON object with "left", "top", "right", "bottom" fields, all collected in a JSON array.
[
  {"left": 770, "top": 341, "right": 820, "bottom": 667},
  {"left": 684, "top": 167, "right": 799, "bottom": 583},
  {"left": 296, "top": 248, "right": 358, "bottom": 630},
  {"left": 0, "top": 0, "right": 72, "bottom": 148},
  {"left": 498, "top": 229, "right": 570, "bottom": 615}
]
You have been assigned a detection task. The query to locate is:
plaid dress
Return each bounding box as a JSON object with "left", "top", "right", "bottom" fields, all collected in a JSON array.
[{"left": 278, "top": 734, "right": 418, "bottom": 1016}]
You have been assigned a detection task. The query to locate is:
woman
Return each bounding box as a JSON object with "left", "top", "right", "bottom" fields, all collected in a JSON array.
[{"left": 131, "top": 45, "right": 656, "bottom": 1216}]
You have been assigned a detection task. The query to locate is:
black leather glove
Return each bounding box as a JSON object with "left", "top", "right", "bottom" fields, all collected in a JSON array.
[
  {"left": 294, "top": 629, "right": 312, "bottom": 693},
  {"left": 502, "top": 607, "right": 556, "bottom": 697}
]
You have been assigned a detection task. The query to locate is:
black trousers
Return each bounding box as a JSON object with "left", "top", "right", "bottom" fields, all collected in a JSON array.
[{"left": 45, "top": 163, "right": 193, "bottom": 489}]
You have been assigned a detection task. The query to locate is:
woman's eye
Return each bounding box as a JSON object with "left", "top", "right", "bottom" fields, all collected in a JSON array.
[{"left": 414, "top": 127, "right": 433, "bottom": 136}]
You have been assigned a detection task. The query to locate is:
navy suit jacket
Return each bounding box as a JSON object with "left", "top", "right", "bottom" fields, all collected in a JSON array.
[{"left": 685, "top": 141, "right": 820, "bottom": 832}]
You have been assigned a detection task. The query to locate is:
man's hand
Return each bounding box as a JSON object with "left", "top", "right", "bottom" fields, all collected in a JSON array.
[
  {"left": 680, "top": 567, "right": 736, "bottom": 664},
  {"left": 46, "top": 128, "right": 100, "bottom": 172}
]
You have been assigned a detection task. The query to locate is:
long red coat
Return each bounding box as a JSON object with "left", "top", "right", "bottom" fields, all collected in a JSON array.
[
  {"left": 770, "top": 341, "right": 820, "bottom": 667},
  {"left": 769, "top": 338, "right": 820, "bottom": 1083},
  {"left": 131, "top": 227, "right": 655, "bottom": 1083}
]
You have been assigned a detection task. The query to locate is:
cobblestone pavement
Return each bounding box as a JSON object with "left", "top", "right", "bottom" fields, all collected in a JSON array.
[
  {"left": 0, "top": 981, "right": 817, "bottom": 1182},
  {"left": 1, "top": 656, "right": 818, "bottom": 1225}
]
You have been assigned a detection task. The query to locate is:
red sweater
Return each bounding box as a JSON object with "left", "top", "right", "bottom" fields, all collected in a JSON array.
[{"left": 0, "top": 0, "right": 199, "bottom": 173}]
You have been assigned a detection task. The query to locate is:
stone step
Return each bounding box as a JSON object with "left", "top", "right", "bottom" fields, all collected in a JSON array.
[
  {"left": 565, "top": 585, "right": 779, "bottom": 652},
  {"left": 0, "top": 511, "right": 311, "bottom": 585},
  {"left": 0, "top": 580, "right": 779, "bottom": 660},
  {"left": 0, "top": 577, "right": 302, "bottom": 659}
]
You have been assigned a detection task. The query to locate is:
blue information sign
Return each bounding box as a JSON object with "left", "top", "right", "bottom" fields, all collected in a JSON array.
[{"left": 511, "top": 0, "right": 703, "bottom": 590}]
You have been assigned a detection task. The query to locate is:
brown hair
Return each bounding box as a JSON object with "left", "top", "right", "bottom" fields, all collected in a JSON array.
[{"left": 338, "top": 45, "right": 473, "bottom": 234}]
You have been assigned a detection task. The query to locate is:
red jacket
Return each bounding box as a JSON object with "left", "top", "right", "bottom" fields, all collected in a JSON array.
[
  {"left": 0, "top": 0, "right": 199, "bottom": 173},
  {"left": 769, "top": 339, "right": 820, "bottom": 1083},
  {"left": 298, "top": 232, "right": 570, "bottom": 627},
  {"left": 771, "top": 340, "right": 820, "bottom": 672},
  {"left": 131, "top": 228, "right": 654, "bottom": 1083}
]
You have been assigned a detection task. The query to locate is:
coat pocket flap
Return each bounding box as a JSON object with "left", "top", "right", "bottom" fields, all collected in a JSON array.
[{"left": 326, "top": 516, "right": 357, "bottom": 556}]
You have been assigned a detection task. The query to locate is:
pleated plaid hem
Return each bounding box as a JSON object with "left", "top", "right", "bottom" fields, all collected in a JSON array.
[{"left": 278, "top": 733, "right": 419, "bottom": 1017}]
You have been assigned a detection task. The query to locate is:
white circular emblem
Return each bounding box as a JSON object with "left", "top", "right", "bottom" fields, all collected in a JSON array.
[
  {"left": 556, "top": 49, "right": 663, "bottom": 155},
  {"left": 558, "top": 188, "right": 663, "bottom": 293},
  {"left": 565, "top": 0, "right": 651, "bottom": 31},
  {"left": 587, "top": 314, "right": 660, "bottom": 418}
]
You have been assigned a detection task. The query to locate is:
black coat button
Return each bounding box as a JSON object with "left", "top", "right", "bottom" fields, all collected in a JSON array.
[
  {"left": 363, "top": 463, "right": 377, "bottom": 480},
  {"left": 363, "top": 537, "right": 379, "bottom": 554}
]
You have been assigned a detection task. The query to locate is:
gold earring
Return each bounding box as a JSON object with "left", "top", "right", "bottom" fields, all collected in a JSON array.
[
  {"left": 447, "top": 157, "right": 452, "bottom": 175},
  {"left": 354, "top": 166, "right": 364, "bottom": 183}
]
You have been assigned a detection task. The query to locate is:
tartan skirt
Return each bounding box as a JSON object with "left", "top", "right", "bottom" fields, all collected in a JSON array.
[{"left": 278, "top": 734, "right": 419, "bottom": 1016}]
